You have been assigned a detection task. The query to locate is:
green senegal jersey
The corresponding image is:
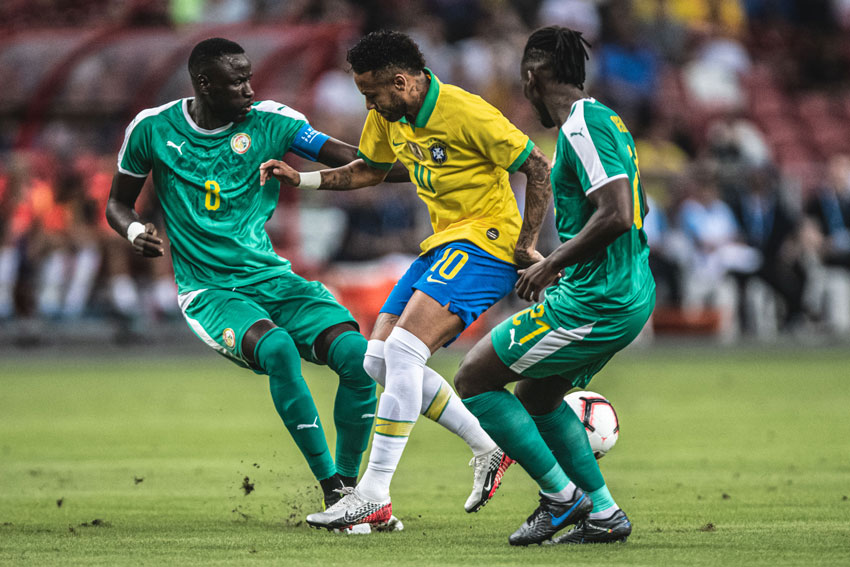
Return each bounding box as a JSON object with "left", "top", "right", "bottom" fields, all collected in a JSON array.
[
  {"left": 547, "top": 97, "right": 655, "bottom": 314},
  {"left": 117, "top": 98, "right": 320, "bottom": 294}
]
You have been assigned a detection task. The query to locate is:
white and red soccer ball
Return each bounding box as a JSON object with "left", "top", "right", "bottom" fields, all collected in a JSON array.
[{"left": 564, "top": 390, "right": 619, "bottom": 459}]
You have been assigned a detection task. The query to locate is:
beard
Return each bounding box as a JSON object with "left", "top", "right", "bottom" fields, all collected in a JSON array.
[
  {"left": 533, "top": 99, "right": 557, "bottom": 129},
  {"left": 379, "top": 91, "right": 408, "bottom": 123}
]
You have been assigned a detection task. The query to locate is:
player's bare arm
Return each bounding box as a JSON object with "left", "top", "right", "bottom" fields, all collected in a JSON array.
[
  {"left": 318, "top": 138, "right": 410, "bottom": 183},
  {"left": 515, "top": 176, "right": 632, "bottom": 302},
  {"left": 259, "top": 158, "right": 388, "bottom": 190},
  {"left": 513, "top": 146, "right": 551, "bottom": 267},
  {"left": 106, "top": 172, "right": 164, "bottom": 257}
]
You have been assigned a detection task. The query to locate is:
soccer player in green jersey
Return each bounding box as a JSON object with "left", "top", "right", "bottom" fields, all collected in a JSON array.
[
  {"left": 454, "top": 26, "right": 656, "bottom": 546},
  {"left": 106, "top": 37, "right": 402, "bottom": 515}
]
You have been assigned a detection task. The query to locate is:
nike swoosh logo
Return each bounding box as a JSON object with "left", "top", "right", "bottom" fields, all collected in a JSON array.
[
  {"left": 425, "top": 275, "right": 447, "bottom": 285},
  {"left": 550, "top": 494, "right": 586, "bottom": 527},
  {"left": 392, "top": 140, "right": 404, "bottom": 146},
  {"left": 483, "top": 480, "right": 493, "bottom": 492},
  {"left": 361, "top": 413, "right": 376, "bottom": 419},
  {"left": 550, "top": 511, "right": 570, "bottom": 527}
]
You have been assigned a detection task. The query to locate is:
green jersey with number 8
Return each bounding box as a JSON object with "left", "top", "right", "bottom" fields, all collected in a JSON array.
[
  {"left": 548, "top": 97, "right": 654, "bottom": 314},
  {"left": 117, "top": 98, "right": 316, "bottom": 294}
]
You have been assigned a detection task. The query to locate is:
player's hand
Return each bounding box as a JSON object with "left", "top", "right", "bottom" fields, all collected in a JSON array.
[
  {"left": 259, "top": 159, "right": 300, "bottom": 187},
  {"left": 515, "top": 257, "right": 560, "bottom": 302},
  {"left": 513, "top": 247, "right": 545, "bottom": 268},
  {"left": 133, "top": 223, "right": 164, "bottom": 257}
]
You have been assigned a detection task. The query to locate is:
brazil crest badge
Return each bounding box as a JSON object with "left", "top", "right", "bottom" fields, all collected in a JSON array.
[{"left": 429, "top": 142, "right": 447, "bottom": 165}]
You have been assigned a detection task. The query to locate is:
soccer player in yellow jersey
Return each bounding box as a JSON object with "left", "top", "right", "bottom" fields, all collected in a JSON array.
[{"left": 260, "top": 30, "right": 551, "bottom": 529}]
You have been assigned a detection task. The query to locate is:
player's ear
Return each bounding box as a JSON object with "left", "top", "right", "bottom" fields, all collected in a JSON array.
[
  {"left": 196, "top": 73, "right": 211, "bottom": 94},
  {"left": 392, "top": 73, "right": 407, "bottom": 92},
  {"left": 525, "top": 69, "right": 538, "bottom": 93}
]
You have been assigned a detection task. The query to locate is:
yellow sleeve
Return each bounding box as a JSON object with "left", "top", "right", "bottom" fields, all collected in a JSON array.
[
  {"left": 357, "top": 110, "right": 396, "bottom": 171},
  {"left": 460, "top": 99, "right": 534, "bottom": 173}
]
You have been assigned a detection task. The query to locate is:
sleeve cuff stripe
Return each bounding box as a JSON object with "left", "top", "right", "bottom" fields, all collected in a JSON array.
[
  {"left": 507, "top": 139, "right": 535, "bottom": 173},
  {"left": 585, "top": 173, "right": 629, "bottom": 195},
  {"left": 357, "top": 150, "right": 394, "bottom": 171},
  {"left": 117, "top": 166, "right": 148, "bottom": 178}
]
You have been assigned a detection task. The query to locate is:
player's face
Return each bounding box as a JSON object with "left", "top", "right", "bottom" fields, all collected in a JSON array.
[
  {"left": 354, "top": 71, "right": 408, "bottom": 122},
  {"left": 202, "top": 54, "right": 255, "bottom": 123},
  {"left": 521, "top": 64, "right": 557, "bottom": 129}
]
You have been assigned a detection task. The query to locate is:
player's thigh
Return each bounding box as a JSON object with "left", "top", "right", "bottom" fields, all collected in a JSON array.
[
  {"left": 375, "top": 252, "right": 432, "bottom": 334},
  {"left": 454, "top": 331, "right": 522, "bottom": 398},
  {"left": 491, "top": 299, "right": 651, "bottom": 390},
  {"left": 403, "top": 241, "right": 517, "bottom": 347},
  {"left": 178, "top": 288, "right": 272, "bottom": 369},
  {"left": 252, "top": 273, "right": 359, "bottom": 364},
  {"left": 370, "top": 312, "right": 399, "bottom": 341}
]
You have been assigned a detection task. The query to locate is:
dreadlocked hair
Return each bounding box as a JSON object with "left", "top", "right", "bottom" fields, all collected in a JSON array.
[{"left": 523, "top": 26, "right": 591, "bottom": 89}]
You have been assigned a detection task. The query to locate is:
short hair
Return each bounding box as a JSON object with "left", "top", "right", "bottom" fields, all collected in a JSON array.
[
  {"left": 523, "top": 26, "right": 591, "bottom": 89},
  {"left": 188, "top": 37, "right": 245, "bottom": 78},
  {"left": 346, "top": 30, "right": 426, "bottom": 76}
]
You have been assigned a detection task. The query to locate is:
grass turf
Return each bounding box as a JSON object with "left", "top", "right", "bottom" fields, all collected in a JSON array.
[{"left": 1, "top": 345, "right": 849, "bottom": 566}]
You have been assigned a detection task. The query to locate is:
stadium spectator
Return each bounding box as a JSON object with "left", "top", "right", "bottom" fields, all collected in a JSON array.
[
  {"left": 806, "top": 154, "right": 850, "bottom": 268},
  {"left": 729, "top": 165, "right": 808, "bottom": 331},
  {"left": 596, "top": 1, "right": 660, "bottom": 127},
  {"left": 677, "top": 167, "right": 761, "bottom": 339}
]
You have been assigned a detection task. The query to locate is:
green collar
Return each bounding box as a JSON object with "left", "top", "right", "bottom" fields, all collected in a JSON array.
[{"left": 399, "top": 67, "right": 440, "bottom": 129}]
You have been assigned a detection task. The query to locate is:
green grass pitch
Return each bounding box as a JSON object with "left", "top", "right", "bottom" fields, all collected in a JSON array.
[{"left": 1, "top": 345, "right": 849, "bottom": 566}]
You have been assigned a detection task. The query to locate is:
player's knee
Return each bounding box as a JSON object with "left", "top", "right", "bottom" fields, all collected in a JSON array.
[
  {"left": 253, "top": 327, "right": 300, "bottom": 378},
  {"left": 454, "top": 360, "right": 480, "bottom": 399},
  {"left": 315, "top": 322, "right": 359, "bottom": 364},
  {"left": 455, "top": 340, "right": 508, "bottom": 398},
  {"left": 241, "top": 318, "right": 277, "bottom": 366},
  {"left": 325, "top": 330, "right": 375, "bottom": 392},
  {"left": 362, "top": 339, "right": 386, "bottom": 386}
]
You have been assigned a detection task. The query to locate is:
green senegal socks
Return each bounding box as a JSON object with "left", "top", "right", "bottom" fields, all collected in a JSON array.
[
  {"left": 325, "top": 331, "right": 377, "bottom": 478},
  {"left": 532, "top": 401, "right": 616, "bottom": 512},
  {"left": 463, "top": 389, "right": 569, "bottom": 493},
  {"left": 257, "top": 327, "right": 335, "bottom": 481}
]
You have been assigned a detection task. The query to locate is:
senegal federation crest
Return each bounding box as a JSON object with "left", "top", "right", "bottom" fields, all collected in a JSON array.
[
  {"left": 222, "top": 328, "right": 236, "bottom": 349},
  {"left": 429, "top": 142, "right": 448, "bottom": 165},
  {"left": 230, "top": 133, "right": 251, "bottom": 154}
]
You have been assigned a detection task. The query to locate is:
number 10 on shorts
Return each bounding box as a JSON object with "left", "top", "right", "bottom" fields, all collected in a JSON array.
[{"left": 430, "top": 248, "right": 469, "bottom": 280}]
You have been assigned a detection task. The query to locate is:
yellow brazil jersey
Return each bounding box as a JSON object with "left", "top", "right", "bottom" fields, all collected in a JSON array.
[{"left": 356, "top": 69, "right": 534, "bottom": 264}]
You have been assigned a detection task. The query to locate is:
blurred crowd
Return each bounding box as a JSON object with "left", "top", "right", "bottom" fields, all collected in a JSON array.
[{"left": 2, "top": 0, "right": 850, "bottom": 343}]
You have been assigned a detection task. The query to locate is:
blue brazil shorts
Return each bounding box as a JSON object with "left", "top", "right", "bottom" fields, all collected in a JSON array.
[{"left": 380, "top": 240, "right": 518, "bottom": 345}]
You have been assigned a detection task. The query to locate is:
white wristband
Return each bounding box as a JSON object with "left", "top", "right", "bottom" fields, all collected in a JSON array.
[
  {"left": 127, "top": 222, "right": 146, "bottom": 244},
  {"left": 298, "top": 171, "right": 322, "bottom": 190}
]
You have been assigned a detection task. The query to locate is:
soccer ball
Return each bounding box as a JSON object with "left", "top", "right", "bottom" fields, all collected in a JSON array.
[{"left": 564, "top": 390, "right": 619, "bottom": 459}]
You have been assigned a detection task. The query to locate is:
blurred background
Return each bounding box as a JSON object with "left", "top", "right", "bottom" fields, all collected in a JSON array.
[{"left": 2, "top": 0, "right": 850, "bottom": 350}]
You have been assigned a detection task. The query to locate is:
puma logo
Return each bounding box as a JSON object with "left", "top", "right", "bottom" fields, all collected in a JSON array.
[
  {"left": 361, "top": 413, "right": 376, "bottom": 419},
  {"left": 296, "top": 416, "right": 319, "bottom": 430},
  {"left": 167, "top": 140, "right": 186, "bottom": 155},
  {"left": 508, "top": 328, "right": 521, "bottom": 349},
  {"left": 569, "top": 127, "right": 586, "bottom": 139}
]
